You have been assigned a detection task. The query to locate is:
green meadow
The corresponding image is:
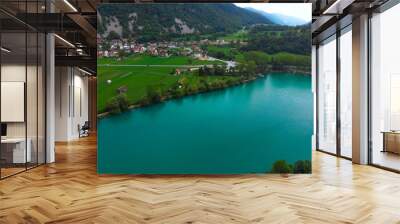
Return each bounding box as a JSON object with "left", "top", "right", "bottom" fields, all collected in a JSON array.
[
  {"left": 206, "top": 45, "right": 245, "bottom": 61},
  {"left": 220, "top": 29, "right": 248, "bottom": 41},
  {"left": 97, "top": 54, "right": 224, "bottom": 66},
  {"left": 98, "top": 55, "right": 238, "bottom": 113}
]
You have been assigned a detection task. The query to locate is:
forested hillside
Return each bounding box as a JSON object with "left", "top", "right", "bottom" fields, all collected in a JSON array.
[
  {"left": 242, "top": 24, "right": 311, "bottom": 55},
  {"left": 98, "top": 3, "right": 272, "bottom": 41}
]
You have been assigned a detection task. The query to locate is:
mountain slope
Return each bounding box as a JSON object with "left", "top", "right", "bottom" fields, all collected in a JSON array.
[
  {"left": 98, "top": 3, "right": 272, "bottom": 40},
  {"left": 245, "top": 7, "right": 307, "bottom": 26}
]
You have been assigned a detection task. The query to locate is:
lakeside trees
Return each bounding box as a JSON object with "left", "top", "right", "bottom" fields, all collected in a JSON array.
[
  {"left": 198, "top": 64, "right": 228, "bottom": 76},
  {"left": 271, "top": 160, "right": 311, "bottom": 174},
  {"left": 198, "top": 62, "right": 257, "bottom": 77},
  {"left": 146, "top": 86, "right": 163, "bottom": 103},
  {"left": 105, "top": 94, "right": 130, "bottom": 114},
  {"left": 242, "top": 51, "right": 311, "bottom": 70}
]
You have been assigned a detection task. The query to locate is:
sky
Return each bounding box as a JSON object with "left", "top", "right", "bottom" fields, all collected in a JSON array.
[{"left": 234, "top": 3, "right": 312, "bottom": 23}]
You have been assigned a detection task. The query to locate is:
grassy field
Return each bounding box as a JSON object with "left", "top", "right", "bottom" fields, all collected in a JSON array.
[
  {"left": 98, "top": 54, "right": 224, "bottom": 66},
  {"left": 207, "top": 45, "right": 244, "bottom": 61},
  {"left": 221, "top": 29, "right": 248, "bottom": 41},
  {"left": 207, "top": 45, "right": 232, "bottom": 55},
  {"left": 98, "top": 55, "right": 239, "bottom": 113},
  {"left": 98, "top": 66, "right": 175, "bottom": 112}
]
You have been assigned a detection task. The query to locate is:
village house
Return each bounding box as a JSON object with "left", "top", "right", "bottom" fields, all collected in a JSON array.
[
  {"left": 110, "top": 40, "right": 121, "bottom": 49},
  {"left": 133, "top": 45, "right": 145, "bottom": 53},
  {"left": 181, "top": 47, "right": 192, "bottom": 56},
  {"left": 168, "top": 42, "right": 177, "bottom": 49},
  {"left": 158, "top": 42, "right": 168, "bottom": 48},
  {"left": 110, "top": 50, "right": 119, "bottom": 57},
  {"left": 199, "top": 39, "right": 209, "bottom": 44},
  {"left": 194, "top": 53, "right": 208, "bottom": 60},
  {"left": 123, "top": 43, "right": 130, "bottom": 50},
  {"left": 158, "top": 49, "right": 169, "bottom": 57},
  {"left": 191, "top": 45, "right": 201, "bottom": 54},
  {"left": 148, "top": 47, "right": 158, "bottom": 56}
]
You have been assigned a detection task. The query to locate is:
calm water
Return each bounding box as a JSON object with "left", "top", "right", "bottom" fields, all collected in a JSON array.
[{"left": 98, "top": 73, "right": 313, "bottom": 174}]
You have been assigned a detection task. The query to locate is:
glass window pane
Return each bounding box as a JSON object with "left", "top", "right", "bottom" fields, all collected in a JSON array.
[
  {"left": 0, "top": 0, "right": 46, "bottom": 179},
  {"left": 340, "top": 28, "right": 352, "bottom": 158},
  {"left": 1, "top": 31, "right": 27, "bottom": 177},
  {"left": 318, "top": 35, "right": 337, "bottom": 154},
  {"left": 26, "top": 0, "right": 40, "bottom": 169},
  {"left": 371, "top": 4, "right": 400, "bottom": 171}
]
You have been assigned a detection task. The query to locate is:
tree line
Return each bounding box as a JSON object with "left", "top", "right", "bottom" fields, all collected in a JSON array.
[{"left": 242, "top": 24, "right": 311, "bottom": 56}]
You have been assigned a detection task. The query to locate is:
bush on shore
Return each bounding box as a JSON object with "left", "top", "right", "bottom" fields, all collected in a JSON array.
[
  {"left": 271, "top": 160, "right": 311, "bottom": 174},
  {"left": 271, "top": 160, "right": 293, "bottom": 174},
  {"left": 105, "top": 93, "right": 130, "bottom": 114}
]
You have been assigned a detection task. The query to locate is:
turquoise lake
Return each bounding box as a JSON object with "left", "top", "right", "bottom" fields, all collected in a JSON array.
[{"left": 98, "top": 73, "right": 313, "bottom": 174}]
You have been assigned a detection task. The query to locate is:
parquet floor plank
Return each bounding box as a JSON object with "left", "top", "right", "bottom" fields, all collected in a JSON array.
[{"left": 0, "top": 135, "right": 399, "bottom": 223}]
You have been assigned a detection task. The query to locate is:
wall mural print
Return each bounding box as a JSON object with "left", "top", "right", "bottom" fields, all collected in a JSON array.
[{"left": 97, "top": 3, "right": 313, "bottom": 174}]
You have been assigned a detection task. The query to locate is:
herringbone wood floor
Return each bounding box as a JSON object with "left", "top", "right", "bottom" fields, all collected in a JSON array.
[{"left": 1, "top": 135, "right": 400, "bottom": 224}]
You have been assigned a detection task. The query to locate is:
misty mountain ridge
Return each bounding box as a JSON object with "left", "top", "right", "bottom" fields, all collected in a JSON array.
[{"left": 244, "top": 7, "right": 308, "bottom": 26}]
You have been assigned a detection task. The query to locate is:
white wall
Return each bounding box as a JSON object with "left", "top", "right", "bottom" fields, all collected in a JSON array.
[
  {"left": 55, "top": 67, "right": 89, "bottom": 141},
  {"left": 1, "top": 82, "right": 25, "bottom": 122},
  {"left": 1, "top": 65, "right": 41, "bottom": 137},
  {"left": 1, "top": 65, "right": 26, "bottom": 139},
  {"left": 55, "top": 66, "right": 69, "bottom": 141},
  {"left": 72, "top": 73, "right": 89, "bottom": 138}
]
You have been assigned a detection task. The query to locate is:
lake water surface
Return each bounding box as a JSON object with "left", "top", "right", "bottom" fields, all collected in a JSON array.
[{"left": 98, "top": 73, "right": 313, "bottom": 174}]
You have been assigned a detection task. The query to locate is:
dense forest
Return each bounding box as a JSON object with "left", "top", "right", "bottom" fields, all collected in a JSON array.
[
  {"left": 242, "top": 24, "right": 311, "bottom": 55},
  {"left": 98, "top": 3, "right": 272, "bottom": 41},
  {"left": 201, "top": 25, "right": 311, "bottom": 64}
]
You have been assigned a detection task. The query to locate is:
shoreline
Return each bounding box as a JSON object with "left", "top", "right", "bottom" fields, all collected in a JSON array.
[
  {"left": 98, "top": 69, "right": 310, "bottom": 118},
  {"left": 98, "top": 76, "right": 258, "bottom": 118},
  {"left": 267, "top": 65, "right": 310, "bottom": 75}
]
